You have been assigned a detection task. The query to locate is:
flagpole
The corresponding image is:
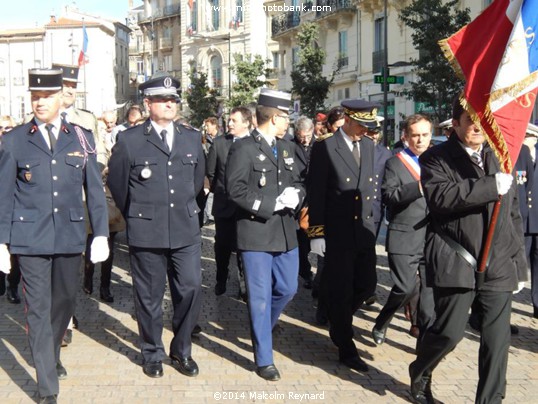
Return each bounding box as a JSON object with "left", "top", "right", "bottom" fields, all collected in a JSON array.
[{"left": 82, "top": 18, "right": 87, "bottom": 109}]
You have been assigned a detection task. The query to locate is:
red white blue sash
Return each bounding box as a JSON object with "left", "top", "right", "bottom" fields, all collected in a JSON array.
[{"left": 396, "top": 150, "right": 421, "bottom": 181}]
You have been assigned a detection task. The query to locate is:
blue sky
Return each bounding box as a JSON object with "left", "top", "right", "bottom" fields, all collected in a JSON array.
[{"left": 1, "top": 0, "right": 143, "bottom": 29}]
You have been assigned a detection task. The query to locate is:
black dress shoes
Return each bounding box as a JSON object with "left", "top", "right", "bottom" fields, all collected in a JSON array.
[
  {"left": 143, "top": 361, "right": 163, "bottom": 378},
  {"left": 214, "top": 282, "right": 226, "bottom": 296},
  {"left": 409, "top": 364, "right": 435, "bottom": 404},
  {"left": 100, "top": 286, "right": 114, "bottom": 303},
  {"left": 40, "top": 395, "right": 57, "bottom": 404},
  {"left": 364, "top": 294, "right": 377, "bottom": 306},
  {"left": 339, "top": 356, "right": 369, "bottom": 372},
  {"left": 56, "top": 361, "right": 67, "bottom": 380},
  {"left": 6, "top": 287, "right": 21, "bottom": 304},
  {"left": 191, "top": 324, "right": 202, "bottom": 336},
  {"left": 171, "top": 355, "right": 199, "bottom": 377},
  {"left": 255, "top": 364, "right": 281, "bottom": 381},
  {"left": 372, "top": 326, "right": 387, "bottom": 345}
]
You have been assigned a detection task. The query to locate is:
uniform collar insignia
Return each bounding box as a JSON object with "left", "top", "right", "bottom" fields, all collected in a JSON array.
[
  {"left": 62, "top": 125, "right": 70, "bottom": 133},
  {"left": 29, "top": 125, "right": 38, "bottom": 134},
  {"left": 145, "top": 123, "right": 152, "bottom": 135}
]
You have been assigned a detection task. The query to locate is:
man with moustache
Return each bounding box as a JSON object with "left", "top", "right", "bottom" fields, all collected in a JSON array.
[{"left": 0, "top": 68, "right": 109, "bottom": 404}]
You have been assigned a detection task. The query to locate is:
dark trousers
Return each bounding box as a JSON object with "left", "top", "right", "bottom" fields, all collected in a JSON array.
[
  {"left": 322, "top": 245, "right": 377, "bottom": 360},
  {"left": 375, "top": 253, "right": 434, "bottom": 333},
  {"left": 525, "top": 234, "right": 538, "bottom": 310},
  {"left": 296, "top": 229, "right": 312, "bottom": 280},
  {"left": 18, "top": 254, "right": 81, "bottom": 398},
  {"left": 410, "top": 287, "right": 512, "bottom": 404},
  {"left": 242, "top": 248, "right": 298, "bottom": 366},
  {"left": 214, "top": 216, "right": 240, "bottom": 284},
  {"left": 0, "top": 254, "right": 21, "bottom": 293},
  {"left": 84, "top": 232, "right": 117, "bottom": 291},
  {"left": 129, "top": 243, "right": 202, "bottom": 363}
]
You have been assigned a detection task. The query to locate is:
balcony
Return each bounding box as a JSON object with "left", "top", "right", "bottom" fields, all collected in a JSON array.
[
  {"left": 13, "top": 77, "right": 25, "bottom": 86},
  {"left": 372, "top": 49, "right": 385, "bottom": 73},
  {"left": 271, "top": 11, "right": 300, "bottom": 38},
  {"left": 163, "top": 4, "right": 180, "bottom": 17},
  {"left": 138, "top": 5, "right": 180, "bottom": 23},
  {"left": 159, "top": 37, "right": 173, "bottom": 49},
  {"left": 337, "top": 56, "right": 349, "bottom": 69},
  {"left": 316, "top": 0, "right": 355, "bottom": 17}
]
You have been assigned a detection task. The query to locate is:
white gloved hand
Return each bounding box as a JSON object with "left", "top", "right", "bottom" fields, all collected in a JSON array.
[
  {"left": 274, "top": 199, "right": 286, "bottom": 212},
  {"left": 0, "top": 244, "right": 11, "bottom": 274},
  {"left": 310, "top": 238, "right": 326, "bottom": 257},
  {"left": 513, "top": 281, "right": 526, "bottom": 294},
  {"left": 90, "top": 236, "right": 110, "bottom": 264},
  {"left": 495, "top": 172, "right": 513, "bottom": 195},
  {"left": 276, "top": 187, "right": 300, "bottom": 209}
]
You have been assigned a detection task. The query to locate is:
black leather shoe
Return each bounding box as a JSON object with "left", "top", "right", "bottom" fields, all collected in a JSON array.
[
  {"left": 409, "top": 365, "right": 434, "bottom": 404},
  {"left": 143, "top": 361, "right": 163, "bottom": 378},
  {"left": 372, "top": 326, "right": 387, "bottom": 345},
  {"left": 214, "top": 282, "right": 226, "bottom": 296},
  {"left": 364, "top": 294, "right": 377, "bottom": 306},
  {"left": 56, "top": 361, "right": 67, "bottom": 380},
  {"left": 6, "top": 287, "right": 21, "bottom": 304},
  {"left": 339, "top": 356, "right": 369, "bottom": 372},
  {"left": 40, "top": 395, "right": 57, "bottom": 404},
  {"left": 61, "top": 329, "right": 72, "bottom": 347},
  {"left": 171, "top": 355, "right": 199, "bottom": 377},
  {"left": 100, "top": 286, "right": 114, "bottom": 303},
  {"left": 510, "top": 324, "right": 519, "bottom": 335},
  {"left": 83, "top": 275, "right": 93, "bottom": 295},
  {"left": 255, "top": 364, "right": 281, "bottom": 381},
  {"left": 0, "top": 276, "right": 5, "bottom": 296},
  {"left": 315, "top": 304, "right": 328, "bottom": 325},
  {"left": 534, "top": 306, "right": 538, "bottom": 319},
  {"left": 191, "top": 324, "right": 202, "bottom": 336}
]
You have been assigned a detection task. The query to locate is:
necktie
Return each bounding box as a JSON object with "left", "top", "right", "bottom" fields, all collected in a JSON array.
[
  {"left": 471, "top": 151, "right": 483, "bottom": 169},
  {"left": 271, "top": 139, "right": 278, "bottom": 159},
  {"left": 160, "top": 129, "right": 170, "bottom": 152},
  {"left": 61, "top": 111, "right": 68, "bottom": 122},
  {"left": 46, "top": 124, "right": 56, "bottom": 152},
  {"left": 352, "top": 141, "right": 360, "bottom": 167}
]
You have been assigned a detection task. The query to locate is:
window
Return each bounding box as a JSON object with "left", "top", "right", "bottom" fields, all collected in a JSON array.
[
  {"left": 163, "top": 55, "right": 172, "bottom": 71},
  {"left": 190, "top": 0, "right": 198, "bottom": 33},
  {"left": 338, "top": 31, "right": 348, "bottom": 68},
  {"left": 211, "top": 0, "right": 220, "bottom": 31},
  {"left": 272, "top": 52, "right": 279, "bottom": 69},
  {"left": 137, "top": 60, "right": 144, "bottom": 75},
  {"left": 0, "top": 60, "right": 5, "bottom": 86},
  {"left": 16, "top": 96, "right": 25, "bottom": 121},
  {"left": 34, "top": 60, "right": 41, "bottom": 68},
  {"left": 344, "top": 88, "right": 350, "bottom": 99},
  {"left": 14, "top": 60, "right": 24, "bottom": 86},
  {"left": 210, "top": 54, "right": 222, "bottom": 88},
  {"left": 374, "top": 17, "right": 385, "bottom": 52},
  {"left": 236, "top": 0, "right": 243, "bottom": 23}
]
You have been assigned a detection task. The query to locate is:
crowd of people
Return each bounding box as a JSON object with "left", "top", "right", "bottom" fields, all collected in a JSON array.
[{"left": 0, "top": 66, "right": 536, "bottom": 404}]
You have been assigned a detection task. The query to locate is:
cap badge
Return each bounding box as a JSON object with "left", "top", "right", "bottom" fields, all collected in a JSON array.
[
  {"left": 37, "top": 78, "right": 41, "bottom": 84},
  {"left": 164, "top": 77, "right": 173, "bottom": 88}
]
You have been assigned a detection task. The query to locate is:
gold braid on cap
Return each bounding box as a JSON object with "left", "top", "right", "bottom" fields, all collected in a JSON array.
[{"left": 343, "top": 107, "right": 378, "bottom": 122}]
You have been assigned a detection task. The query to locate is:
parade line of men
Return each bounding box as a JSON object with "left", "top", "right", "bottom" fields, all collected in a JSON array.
[{"left": 0, "top": 67, "right": 534, "bottom": 404}]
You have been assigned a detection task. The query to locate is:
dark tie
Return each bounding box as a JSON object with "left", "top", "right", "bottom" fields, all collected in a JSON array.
[
  {"left": 46, "top": 124, "right": 56, "bottom": 152},
  {"left": 352, "top": 141, "right": 360, "bottom": 167},
  {"left": 471, "top": 151, "right": 483, "bottom": 169},
  {"left": 271, "top": 139, "right": 278, "bottom": 159},
  {"left": 61, "top": 111, "right": 68, "bottom": 122},
  {"left": 160, "top": 129, "right": 169, "bottom": 152}
]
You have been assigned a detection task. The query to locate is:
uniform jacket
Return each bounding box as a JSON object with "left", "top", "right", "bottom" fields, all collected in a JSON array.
[
  {"left": 419, "top": 134, "right": 526, "bottom": 291},
  {"left": 373, "top": 143, "right": 392, "bottom": 224},
  {"left": 107, "top": 119, "right": 205, "bottom": 249},
  {"left": 293, "top": 138, "right": 311, "bottom": 181},
  {"left": 0, "top": 119, "right": 108, "bottom": 255},
  {"left": 225, "top": 129, "right": 305, "bottom": 252},
  {"left": 514, "top": 144, "right": 534, "bottom": 229},
  {"left": 382, "top": 153, "right": 428, "bottom": 255},
  {"left": 206, "top": 133, "right": 236, "bottom": 218},
  {"left": 306, "top": 128, "right": 376, "bottom": 251}
]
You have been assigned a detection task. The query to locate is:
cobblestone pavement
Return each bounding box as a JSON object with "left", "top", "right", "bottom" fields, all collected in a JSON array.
[{"left": 1, "top": 224, "right": 537, "bottom": 403}]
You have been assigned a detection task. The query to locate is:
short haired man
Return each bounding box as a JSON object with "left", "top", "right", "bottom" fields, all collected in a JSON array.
[
  {"left": 206, "top": 106, "right": 251, "bottom": 296},
  {"left": 409, "top": 97, "right": 526, "bottom": 403},
  {"left": 107, "top": 72, "right": 205, "bottom": 379},
  {"left": 371, "top": 114, "right": 435, "bottom": 346},
  {"left": 307, "top": 99, "right": 379, "bottom": 372},
  {"left": 225, "top": 89, "right": 305, "bottom": 381},
  {"left": 0, "top": 68, "right": 109, "bottom": 404}
]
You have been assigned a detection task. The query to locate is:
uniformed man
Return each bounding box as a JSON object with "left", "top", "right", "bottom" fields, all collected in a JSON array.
[
  {"left": 107, "top": 72, "right": 205, "bottom": 379},
  {"left": 225, "top": 89, "right": 305, "bottom": 381},
  {"left": 0, "top": 68, "right": 109, "bottom": 404},
  {"left": 307, "top": 99, "right": 379, "bottom": 373}
]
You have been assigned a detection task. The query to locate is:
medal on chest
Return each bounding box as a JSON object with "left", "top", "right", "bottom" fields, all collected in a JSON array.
[
  {"left": 259, "top": 173, "right": 266, "bottom": 187},
  {"left": 141, "top": 165, "right": 152, "bottom": 179}
]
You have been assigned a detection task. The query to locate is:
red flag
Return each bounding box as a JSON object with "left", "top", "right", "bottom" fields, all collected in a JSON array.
[
  {"left": 439, "top": 0, "right": 538, "bottom": 173},
  {"left": 78, "top": 25, "right": 89, "bottom": 67}
]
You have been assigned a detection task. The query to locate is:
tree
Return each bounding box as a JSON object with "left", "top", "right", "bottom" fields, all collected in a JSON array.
[
  {"left": 228, "top": 53, "right": 269, "bottom": 108},
  {"left": 399, "top": 0, "right": 470, "bottom": 121},
  {"left": 184, "top": 66, "right": 220, "bottom": 128},
  {"left": 291, "top": 23, "right": 335, "bottom": 118}
]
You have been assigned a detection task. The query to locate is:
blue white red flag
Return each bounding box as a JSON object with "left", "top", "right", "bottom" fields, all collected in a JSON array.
[
  {"left": 440, "top": 0, "right": 538, "bottom": 172},
  {"left": 78, "top": 25, "right": 89, "bottom": 67}
]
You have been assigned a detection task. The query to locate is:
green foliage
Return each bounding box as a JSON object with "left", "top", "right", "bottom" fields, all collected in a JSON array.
[
  {"left": 399, "top": 0, "right": 470, "bottom": 121},
  {"left": 185, "top": 66, "right": 220, "bottom": 128},
  {"left": 228, "top": 54, "right": 269, "bottom": 108},
  {"left": 291, "top": 23, "right": 335, "bottom": 118}
]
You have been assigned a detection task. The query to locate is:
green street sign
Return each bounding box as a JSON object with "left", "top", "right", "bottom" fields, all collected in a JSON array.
[{"left": 374, "top": 75, "right": 404, "bottom": 84}]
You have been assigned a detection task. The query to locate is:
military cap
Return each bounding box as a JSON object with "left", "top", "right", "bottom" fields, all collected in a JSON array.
[
  {"left": 28, "top": 68, "right": 63, "bottom": 91},
  {"left": 52, "top": 64, "right": 79, "bottom": 84},
  {"left": 315, "top": 112, "right": 327, "bottom": 122},
  {"left": 438, "top": 119, "right": 452, "bottom": 129},
  {"left": 257, "top": 88, "right": 292, "bottom": 112},
  {"left": 340, "top": 99, "right": 381, "bottom": 130},
  {"left": 526, "top": 122, "right": 538, "bottom": 138},
  {"left": 139, "top": 71, "right": 180, "bottom": 100}
]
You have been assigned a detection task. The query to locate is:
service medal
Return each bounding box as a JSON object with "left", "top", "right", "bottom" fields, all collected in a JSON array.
[
  {"left": 141, "top": 166, "right": 152, "bottom": 179},
  {"left": 258, "top": 154, "right": 266, "bottom": 161},
  {"left": 259, "top": 173, "right": 266, "bottom": 187},
  {"left": 283, "top": 150, "right": 288, "bottom": 158},
  {"left": 24, "top": 172, "right": 32, "bottom": 182}
]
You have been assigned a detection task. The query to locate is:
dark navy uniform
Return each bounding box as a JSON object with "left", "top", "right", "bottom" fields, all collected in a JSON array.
[
  {"left": 107, "top": 119, "right": 205, "bottom": 365},
  {"left": 0, "top": 118, "right": 108, "bottom": 398}
]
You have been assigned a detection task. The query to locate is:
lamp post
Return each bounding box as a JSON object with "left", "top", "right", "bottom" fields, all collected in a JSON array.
[{"left": 382, "top": 0, "right": 389, "bottom": 146}]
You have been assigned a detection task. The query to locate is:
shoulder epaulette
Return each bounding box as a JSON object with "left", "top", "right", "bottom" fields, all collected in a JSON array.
[
  {"left": 316, "top": 132, "right": 334, "bottom": 142},
  {"left": 179, "top": 122, "right": 200, "bottom": 132}
]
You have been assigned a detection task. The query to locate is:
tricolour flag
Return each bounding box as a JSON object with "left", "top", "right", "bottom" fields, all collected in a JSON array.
[
  {"left": 439, "top": 0, "right": 538, "bottom": 173},
  {"left": 78, "top": 25, "right": 89, "bottom": 67}
]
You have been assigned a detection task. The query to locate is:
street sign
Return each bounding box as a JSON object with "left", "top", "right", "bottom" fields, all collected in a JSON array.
[{"left": 374, "top": 75, "right": 404, "bottom": 84}]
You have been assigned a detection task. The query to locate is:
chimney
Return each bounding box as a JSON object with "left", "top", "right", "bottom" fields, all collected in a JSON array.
[{"left": 50, "top": 15, "right": 56, "bottom": 24}]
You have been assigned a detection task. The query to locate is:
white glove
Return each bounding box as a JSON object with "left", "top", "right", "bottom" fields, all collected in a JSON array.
[
  {"left": 276, "top": 187, "right": 300, "bottom": 209},
  {"left": 90, "top": 236, "right": 110, "bottom": 264},
  {"left": 495, "top": 172, "right": 513, "bottom": 195},
  {"left": 310, "top": 238, "right": 326, "bottom": 257},
  {"left": 513, "top": 281, "right": 526, "bottom": 294},
  {"left": 0, "top": 244, "right": 11, "bottom": 274},
  {"left": 274, "top": 199, "right": 286, "bottom": 212}
]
